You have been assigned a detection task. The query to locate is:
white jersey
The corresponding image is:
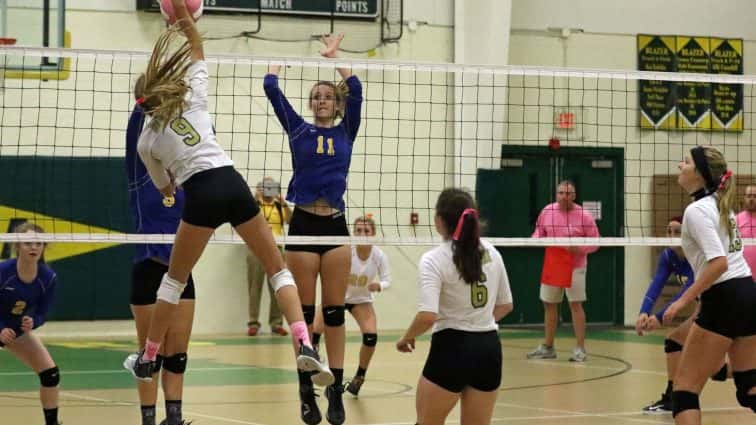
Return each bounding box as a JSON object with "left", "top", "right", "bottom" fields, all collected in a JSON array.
[
  {"left": 418, "top": 239, "right": 513, "bottom": 333},
  {"left": 345, "top": 246, "right": 391, "bottom": 304},
  {"left": 681, "top": 195, "right": 752, "bottom": 284},
  {"left": 137, "top": 61, "right": 233, "bottom": 188}
]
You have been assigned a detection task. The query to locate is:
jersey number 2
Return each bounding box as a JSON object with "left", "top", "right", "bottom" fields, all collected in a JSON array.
[
  {"left": 171, "top": 117, "right": 201, "bottom": 146},
  {"left": 11, "top": 301, "right": 26, "bottom": 315}
]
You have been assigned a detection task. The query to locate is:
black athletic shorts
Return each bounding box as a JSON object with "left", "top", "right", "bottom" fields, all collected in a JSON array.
[
  {"left": 422, "top": 328, "right": 502, "bottom": 393},
  {"left": 286, "top": 207, "right": 349, "bottom": 255},
  {"left": 130, "top": 258, "right": 196, "bottom": 305},
  {"left": 181, "top": 166, "right": 260, "bottom": 229},
  {"left": 695, "top": 276, "right": 756, "bottom": 339}
]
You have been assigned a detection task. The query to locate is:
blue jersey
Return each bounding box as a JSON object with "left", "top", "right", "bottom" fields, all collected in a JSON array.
[
  {"left": 0, "top": 259, "right": 57, "bottom": 333},
  {"left": 127, "top": 104, "right": 185, "bottom": 264},
  {"left": 264, "top": 74, "right": 362, "bottom": 212},
  {"left": 640, "top": 248, "right": 695, "bottom": 321}
]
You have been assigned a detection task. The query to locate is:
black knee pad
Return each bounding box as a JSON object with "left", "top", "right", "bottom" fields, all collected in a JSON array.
[
  {"left": 664, "top": 338, "right": 683, "bottom": 353},
  {"left": 302, "top": 304, "right": 316, "bottom": 325},
  {"left": 154, "top": 354, "right": 164, "bottom": 374},
  {"left": 711, "top": 363, "right": 728, "bottom": 382},
  {"left": 38, "top": 367, "right": 60, "bottom": 388},
  {"left": 734, "top": 370, "right": 756, "bottom": 412},
  {"left": 362, "top": 333, "right": 378, "bottom": 347},
  {"left": 322, "top": 305, "right": 345, "bottom": 327},
  {"left": 162, "top": 352, "right": 188, "bottom": 374},
  {"left": 672, "top": 390, "right": 700, "bottom": 417}
]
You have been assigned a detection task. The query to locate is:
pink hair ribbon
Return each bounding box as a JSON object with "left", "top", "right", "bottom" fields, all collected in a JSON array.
[{"left": 452, "top": 208, "right": 478, "bottom": 241}]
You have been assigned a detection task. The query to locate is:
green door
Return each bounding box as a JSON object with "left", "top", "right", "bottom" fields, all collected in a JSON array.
[
  {"left": 477, "top": 156, "right": 552, "bottom": 324},
  {"left": 476, "top": 146, "right": 624, "bottom": 325}
]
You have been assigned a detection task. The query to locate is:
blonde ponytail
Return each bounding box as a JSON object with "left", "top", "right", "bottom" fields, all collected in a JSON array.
[{"left": 134, "top": 24, "right": 194, "bottom": 130}]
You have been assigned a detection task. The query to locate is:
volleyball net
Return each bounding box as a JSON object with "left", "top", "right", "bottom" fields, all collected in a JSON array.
[{"left": 0, "top": 45, "right": 755, "bottom": 247}]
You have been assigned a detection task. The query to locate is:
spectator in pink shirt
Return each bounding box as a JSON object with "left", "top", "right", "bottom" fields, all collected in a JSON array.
[
  {"left": 526, "top": 180, "right": 599, "bottom": 362},
  {"left": 736, "top": 185, "right": 756, "bottom": 277}
]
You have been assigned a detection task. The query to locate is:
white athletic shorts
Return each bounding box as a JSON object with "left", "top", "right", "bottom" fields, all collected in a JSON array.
[{"left": 540, "top": 268, "right": 587, "bottom": 303}]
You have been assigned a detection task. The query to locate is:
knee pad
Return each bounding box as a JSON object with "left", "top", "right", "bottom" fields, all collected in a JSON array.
[
  {"left": 672, "top": 390, "right": 700, "bottom": 417},
  {"left": 162, "top": 352, "right": 188, "bottom": 374},
  {"left": 322, "top": 305, "right": 345, "bottom": 327},
  {"left": 38, "top": 367, "right": 60, "bottom": 388},
  {"left": 270, "top": 269, "right": 296, "bottom": 292},
  {"left": 711, "top": 364, "right": 728, "bottom": 382},
  {"left": 302, "top": 304, "right": 316, "bottom": 325},
  {"left": 156, "top": 274, "right": 187, "bottom": 305},
  {"left": 664, "top": 338, "right": 683, "bottom": 353},
  {"left": 154, "top": 354, "right": 164, "bottom": 374},
  {"left": 362, "top": 333, "right": 378, "bottom": 347},
  {"left": 734, "top": 369, "right": 756, "bottom": 412}
]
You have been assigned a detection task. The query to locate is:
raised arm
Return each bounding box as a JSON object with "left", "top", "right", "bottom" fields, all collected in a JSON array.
[
  {"left": 126, "top": 105, "right": 147, "bottom": 185},
  {"left": 320, "top": 33, "right": 351, "bottom": 79},
  {"left": 263, "top": 71, "right": 305, "bottom": 135},
  {"left": 171, "top": 0, "right": 204, "bottom": 61},
  {"left": 320, "top": 34, "right": 362, "bottom": 139}
]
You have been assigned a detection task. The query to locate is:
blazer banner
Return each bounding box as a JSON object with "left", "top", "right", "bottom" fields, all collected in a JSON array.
[{"left": 638, "top": 34, "right": 743, "bottom": 131}]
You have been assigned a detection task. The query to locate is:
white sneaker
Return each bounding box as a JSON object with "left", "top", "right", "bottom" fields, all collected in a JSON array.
[
  {"left": 569, "top": 347, "right": 587, "bottom": 362},
  {"left": 123, "top": 352, "right": 154, "bottom": 382},
  {"left": 526, "top": 344, "right": 557, "bottom": 359},
  {"left": 297, "top": 344, "right": 335, "bottom": 387}
]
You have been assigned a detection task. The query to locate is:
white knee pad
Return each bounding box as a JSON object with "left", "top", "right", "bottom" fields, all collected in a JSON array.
[
  {"left": 270, "top": 268, "right": 296, "bottom": 292},
  {"left": 156, "top": 274, "right": 187, "bottom": 305}
]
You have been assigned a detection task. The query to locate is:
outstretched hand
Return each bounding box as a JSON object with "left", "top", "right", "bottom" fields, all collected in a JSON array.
[{"left": 320, "top": 33, "right": 345, "bottom": 58}]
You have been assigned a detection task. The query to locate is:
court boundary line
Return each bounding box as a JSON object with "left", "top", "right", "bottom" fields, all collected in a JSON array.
[{"left": 62, "top": 392, "right": 266, "bottom": 425}]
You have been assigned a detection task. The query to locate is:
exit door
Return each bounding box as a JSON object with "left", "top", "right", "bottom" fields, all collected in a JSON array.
[{"left": 477, "top": 146, "right": 624, "bottom": 325}]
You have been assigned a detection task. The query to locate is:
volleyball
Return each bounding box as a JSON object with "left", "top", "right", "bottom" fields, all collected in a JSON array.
[{"left": 159, "top": 0, "right": 203, "bottom": 24}]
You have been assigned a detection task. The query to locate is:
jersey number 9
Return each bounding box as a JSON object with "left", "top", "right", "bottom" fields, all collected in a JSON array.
[{"left": 171, "top": 117, "right": 201, "bottom": 146}]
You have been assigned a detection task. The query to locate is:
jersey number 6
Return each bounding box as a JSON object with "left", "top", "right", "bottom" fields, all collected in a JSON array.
[
  {"left": 728, "top": 217, "right": 743, "bottom": 252},
  {"left": 171, "top": 117, "right": 201, "bottom": 146},
  {"left": 471, "top": 272, "right": 488, "bottom": 308}
]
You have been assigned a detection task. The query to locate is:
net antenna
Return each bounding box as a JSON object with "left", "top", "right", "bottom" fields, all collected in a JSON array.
[{"left": 0, "top": 37, "right": 15, "bottom": 96}]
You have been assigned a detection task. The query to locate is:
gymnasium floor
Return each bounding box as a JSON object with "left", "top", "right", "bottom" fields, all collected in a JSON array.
[{"left": 0, "top": 327, "right": 749, "bottom": 425}]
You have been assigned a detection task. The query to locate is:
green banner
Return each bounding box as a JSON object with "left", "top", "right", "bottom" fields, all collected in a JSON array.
[
  {"left": 0, "top": 157, "right": 132, "bottom": 320},
  {"left": 638, "top": 35, "right": 676, "bottom": 129},
  {"left": 710, "top": 38, "right": 743, "bottom": 131},
  {"left": 637, "top": 34, "right": 743, "bottom": 132}
]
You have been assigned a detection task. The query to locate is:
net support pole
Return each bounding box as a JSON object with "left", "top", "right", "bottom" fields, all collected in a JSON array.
[
  {"left": 0, "top": 0, "right": 6, "bottom": 38},
  {"left": 453, "top": 0, "right": 512, "bottom": 190}
]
